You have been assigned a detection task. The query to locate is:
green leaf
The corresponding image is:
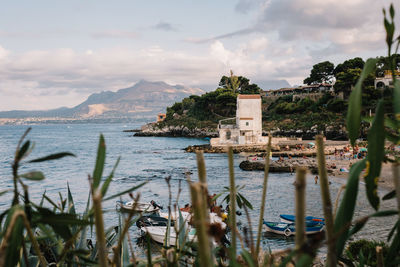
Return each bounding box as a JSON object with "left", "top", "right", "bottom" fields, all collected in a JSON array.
[
  {"left": 334, "top": 159, "right": 366, "bottom": 257},
  {"left": 16, "top": 140, "right": 30, "bottom": 161},
  {"left": 67, "top": 182, "right": 76, "bottom": 215},
  {"left": 383, "top": 190, "right": 396, "bottom": 200},
  {"left": 394, "top": 79, "right": 400, "bottom": 119},
  {"left": 365, "top": 100, "right": 385, "bottom": 210},
  {"left": 296, "top": 254, "right": 314, "bottom": 267},
  {"left": 93, "top": 134, "right": 106, "bottom": 190},
  {"left": 33, "top": 207, "right": 92, "bottom": 241},
  {"left": 390, "top": 3, "right": 395, "bottom": 19},
  {"left": 388, "top": 219, "right": 399, "bottom": 242},
  {"left": 100, "top": 156, "right": 120, "bottom": 198},
  {"left": 19, "top": 171, "right": 45, "bottom": 181},
  {"left": 386, "top": 226, "right": 400, "bottom": 266},
  {"left": 346, "top": 58, "right": 377, "bottom": 146},
  {"left": 103, "top": 182, "right": 146, "bottom": 201},
  {"left": 238, "top": 192, "right": 253, "bottom": 210},
  {"left": 348, "top": 210, "right": 398, "bottom": 237},
  {"left": 4, "top": 206, "right": 25, "bottom": 267},
  {"left": 0, "top": 190, "right": 10, "bottom": 197},
  {"left": 28, "top": 152, "right": 75, "bottom": 163},
  {"left": 240, "top": 250, "right": 256, "bottom": 267}
]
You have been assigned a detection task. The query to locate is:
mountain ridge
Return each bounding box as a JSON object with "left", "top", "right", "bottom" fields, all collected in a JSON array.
[{"left": 0, "top": 80, "right": 204, "bottom": 119}]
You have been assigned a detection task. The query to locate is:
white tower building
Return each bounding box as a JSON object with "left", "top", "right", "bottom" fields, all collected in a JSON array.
[{"left": 211, "top": 94, "right": 268, "bottom": 146}]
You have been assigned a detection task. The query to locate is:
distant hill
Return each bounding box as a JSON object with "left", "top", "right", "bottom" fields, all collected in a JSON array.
[
  {"left": 0, "top": 80, "right": 204, "bottom": 119},
  {"left": 253, "top": 79, "right": 291, "bottom": 90}
]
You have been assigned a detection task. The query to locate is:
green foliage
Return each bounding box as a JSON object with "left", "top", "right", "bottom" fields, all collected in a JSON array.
[
  {"left": 345, "top": 239, "right": 389, "bottom": 266},
  {"left": 333, "top": 57, "right": 365, "bottom": 76},
  {"left": 164, "top": 73, "right": 261, "bottom": 126},
  {"left": 326, "top": 98, "right": 346, "bottom": 112},
  {"left": 304, "top": 61, "right": 334, "bottom": 84},
  {"left": 219, "top": 71, "right": 261, "bottom": 94}
]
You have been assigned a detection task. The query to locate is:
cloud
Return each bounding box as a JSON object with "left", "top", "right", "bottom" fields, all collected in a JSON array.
[
  {"left": 235, "top": 0, "right": 263, "bottom": 14},
  {"left": 0, "top": 36, "right": 309, "bottom": 110},
  {"left": 153, "top": 21, "right": 178, "bottom": 32},
  {"left": 91, "top": 30, "right": 138, "bottom": 39},
  {"left": 189, "top": 0, "right": 390, "bottom": 59},
  {"left": 185, "top": 28, "right": 255, "bottom": 43}
]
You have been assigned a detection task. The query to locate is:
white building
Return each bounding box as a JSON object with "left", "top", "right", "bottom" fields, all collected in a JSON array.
[
  {"left": 375, "top": 70, "right": 400, "bottom": 89},
  {"left": 210, "top": 94, "right": 269, "bottom": 146}
]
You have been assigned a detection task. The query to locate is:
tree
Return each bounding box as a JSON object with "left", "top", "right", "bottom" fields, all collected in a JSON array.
[
  {"left": 219, "top": 71, "right": 261, "bottom": 94},
  {"left": 303, "top": 61, "right": 334, "bottom": 85},
  {"left": 333, "top": 57, "right": 365, "bottom": 76},
  {"left": 375, "top": 54, "right": 400, "bottom": 77},
  {"left": 334, "top": 68, "right": 376, "bottom": 100}
]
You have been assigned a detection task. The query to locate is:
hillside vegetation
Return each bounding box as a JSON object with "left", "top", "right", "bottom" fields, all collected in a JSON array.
[{"left": 160, "top": 56, "right": 398, "bottom": 134}]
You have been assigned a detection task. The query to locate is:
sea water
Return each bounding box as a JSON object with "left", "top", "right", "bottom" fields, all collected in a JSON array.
[{"left": 0, "top": 123, "right": 396, "bottom": 255}]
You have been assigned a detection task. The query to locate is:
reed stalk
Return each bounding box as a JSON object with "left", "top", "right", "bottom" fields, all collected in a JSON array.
[
  {"left": 256, "top": 134, "right": 272, "bottom": 256},
  {"left": 315, "top": 135, "right": 336, "bottom": 266},
  {"left": 0, "top": 210, "right": 47, "bottom": 267},
  {"left": 333, "top": 184, "right": 346, "bottom": 219},
  {"left": 196, "top": 151, "right": 210, "bottom": 221},
  {"left": 189, "top": 183, "right": 212, "bottom": 267},
  {"left": 295, "top": 167, "right": 307, "bottom": 253},
  {"left": 393, "top": 162, "right": 400, "bottom": 213},
  {"left": 228, "top": 146, "right": 237, "bottom": 259},
  {"left": 92, "top": 190, "right": 108, "bottom": 267},
  {"left": 376, "top": 246, "right": 384, "bottom": 267},
  {"left": 196, "top": 151, "right": 207, "bottom": 184},
  {"left": 112, "top": 196, "right": 139, "bottom": 266}
]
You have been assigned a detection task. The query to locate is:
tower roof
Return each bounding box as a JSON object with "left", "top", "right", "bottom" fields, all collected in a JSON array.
[{"left": 238, "top": 94, "right": 261, "bottom": 99}]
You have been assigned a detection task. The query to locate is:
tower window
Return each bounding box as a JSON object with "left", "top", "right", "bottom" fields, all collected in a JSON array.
[{"left": 246, "top": 122, "right": 249, "bottom": 126}]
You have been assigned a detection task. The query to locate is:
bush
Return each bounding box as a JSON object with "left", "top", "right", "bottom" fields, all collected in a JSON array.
[{"left": 345, "top": 239, "right": 389, "bottom": 266}]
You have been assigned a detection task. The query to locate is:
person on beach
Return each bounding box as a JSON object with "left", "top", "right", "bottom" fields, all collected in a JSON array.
[{"left": 315, "top": 176, "right": 318, "bottom": 184}]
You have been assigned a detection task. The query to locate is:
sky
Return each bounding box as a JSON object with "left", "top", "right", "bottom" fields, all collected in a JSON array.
[{"left": 0, "top": 0, "right": 397, "bottom": 111}]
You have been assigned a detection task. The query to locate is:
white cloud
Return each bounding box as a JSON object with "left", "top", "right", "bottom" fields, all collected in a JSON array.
[{"left": 0, "top": 35, "right": 312, "bottom": 110}]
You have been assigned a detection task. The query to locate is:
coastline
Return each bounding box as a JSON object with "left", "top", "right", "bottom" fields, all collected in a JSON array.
[{"left": 331, "top": 160, "right": 395, "bottom": 191}]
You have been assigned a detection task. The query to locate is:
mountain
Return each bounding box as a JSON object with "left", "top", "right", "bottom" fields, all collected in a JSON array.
[
  {"left": 0, "top": 80, "right": 204, "bottom": 119},
  {"left": 253, "top": 79, "right": 291, "bottom": 90}
]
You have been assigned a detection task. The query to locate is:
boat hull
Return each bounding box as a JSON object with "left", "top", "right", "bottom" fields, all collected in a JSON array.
[
  {"left": 263, "top": 221, "right": 324, "bottom": 237},
  {"left": 141, "top": 226, "right": 196, "bottom": 245},
  {"left": 279, "top": 214, "right": 325, "bottom": 224},
  {"left": 117, "top": 201, "right": 160, "bottom": 213}
]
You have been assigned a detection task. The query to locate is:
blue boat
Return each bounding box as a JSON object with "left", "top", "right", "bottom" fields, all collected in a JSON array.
[
  {"left": 279, "top": 214, "right": 325, "bottom": 224},
  {"left": 263, "top": 221, "right": 324, "bottom": 237}
]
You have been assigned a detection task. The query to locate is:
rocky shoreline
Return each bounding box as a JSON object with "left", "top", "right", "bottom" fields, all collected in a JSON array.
[
  {"left": 239, "top": 159, "right": 325, "bottom": 174},
  {"left": 131, "top": 122, "right": 351, "bottom": 140},
  {"left": 134, "top": 124, "right": 217, "bottom": 138}
]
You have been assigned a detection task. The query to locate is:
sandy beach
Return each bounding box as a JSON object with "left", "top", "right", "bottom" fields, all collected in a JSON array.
[{"left": 330, "top": 158, "right": 396, "bottom": 191}]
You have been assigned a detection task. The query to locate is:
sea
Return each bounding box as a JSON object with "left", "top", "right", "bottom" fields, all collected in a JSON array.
[{"left": 0, "top": 123, "right": 396, "bottom": 256}]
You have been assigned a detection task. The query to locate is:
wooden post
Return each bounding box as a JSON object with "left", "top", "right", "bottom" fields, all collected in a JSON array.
[
  {"left": 228, "top": 147, "right": 237, "bottom": 259},
  {"left": 316, "top": 135, "right": 336, "bottom": 266},
  {"left": 295, "top": 167, "right": 307, "bottom": 254},
  {"left": 256, "top": 135, "right": 272, "bottom": 256}
]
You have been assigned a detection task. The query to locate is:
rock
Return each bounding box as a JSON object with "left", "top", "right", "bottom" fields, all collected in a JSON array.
[{"left": 238, "top": 159, "right": 330, "bottom": 174}]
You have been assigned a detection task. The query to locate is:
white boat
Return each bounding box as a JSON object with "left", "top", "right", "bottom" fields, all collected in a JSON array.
[
  {"left": 116, "top": 201, "right": 160, "bottom": 213},
  {"left": 158, "top": 211, "right": 226, "bottom": 229},
  {"left": 141, "top": 226, "right": 196, "bottom": 245}
]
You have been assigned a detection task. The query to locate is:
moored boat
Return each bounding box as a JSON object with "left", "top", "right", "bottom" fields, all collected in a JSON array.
[
  {"left": 279, "top": 214, "right": 325, "bottom": 224},
  {"left": 141, "top": 226, "right": 196, "bottom": 245},
  {"left": 263, "top": 221, "right": 324, "bottom": 237},
  {"left": 158, "top": 211, "right": 227, "bottom": 229},
  {"left": 116, "top": 201, "right": 161, "bottom": 213}
]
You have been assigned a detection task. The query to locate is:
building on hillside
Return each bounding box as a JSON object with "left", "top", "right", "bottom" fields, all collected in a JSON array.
[
  {"left": 263, "top": 83, "right": 334, "bottom": 97},
  {"left": 375, "top": 70, "right": 400, "bottom": 89},
  {"left": 210, "top": 95, "right": 269, "bottom": 146}
]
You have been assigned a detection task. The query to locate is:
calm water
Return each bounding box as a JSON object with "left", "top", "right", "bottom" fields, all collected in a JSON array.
[{"left": 0, "top": 123, "right": 396, "bottom": 255}]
